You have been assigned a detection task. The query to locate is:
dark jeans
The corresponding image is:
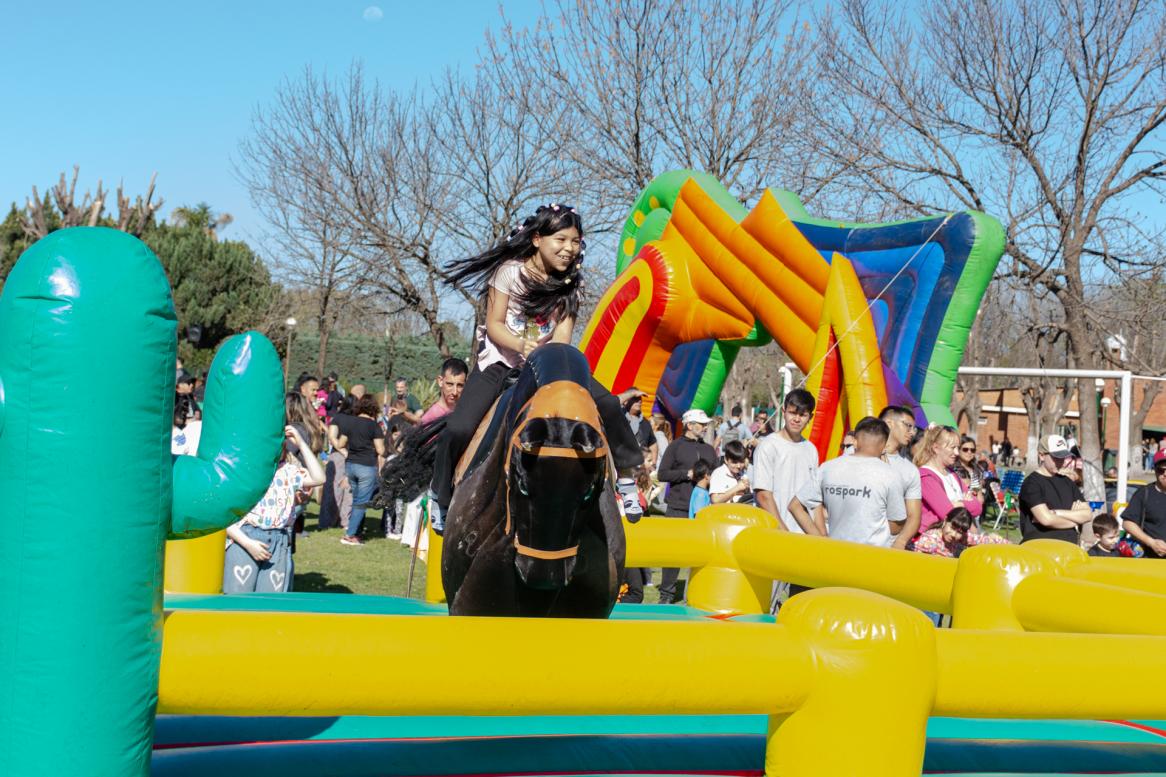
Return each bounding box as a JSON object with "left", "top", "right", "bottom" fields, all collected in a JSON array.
[
  {"left": 658, "top": 507, "right": 689, "bottom": 604},
  {"left": 432, "top": 361, "right": 644, "bottom": 510},
  {"left": 622, "top": 567, "right": 647, "bottom": 604}
]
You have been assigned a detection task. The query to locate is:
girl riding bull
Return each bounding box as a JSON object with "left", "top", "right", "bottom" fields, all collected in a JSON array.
[{"left": 431, "top": 203, "right": 643, "bottom": 526}]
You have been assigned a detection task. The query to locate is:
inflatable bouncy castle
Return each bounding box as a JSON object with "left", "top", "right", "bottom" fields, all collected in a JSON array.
[{"left": 580, "top": 171, "right": 1004, "bottom": 460}]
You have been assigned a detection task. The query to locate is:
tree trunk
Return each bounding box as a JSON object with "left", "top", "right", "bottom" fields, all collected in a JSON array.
[
  {"left": 1075, "top": 376, "right": 1105, "bottom": 502},
  {"left": 1020, "top": 386, "right": 1042, "bottom": 470},
  {"left": 1128, "top": 380, "right": 1163, "bottom": 473},
  {"left": 316, "top": 326, "right": 331, "bottom": 379},
  {"left": 953, "top": 375, "right": 983, "bottom": 433}
]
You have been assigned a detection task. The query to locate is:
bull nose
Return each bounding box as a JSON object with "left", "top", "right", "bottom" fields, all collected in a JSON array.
[{"left": 515, "top": 553, "right": 578, "bottom": 590}]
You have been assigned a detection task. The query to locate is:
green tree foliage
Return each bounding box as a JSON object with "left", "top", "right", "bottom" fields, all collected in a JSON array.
[
  {"left": 0, "top": 204, "right": 33, "bottom": 284},
  {"left": 143, "top": 219, "right": 277, "bottom": 355},
  {"left": 284, "top": 331, "right": 470, "bottom": 394}
]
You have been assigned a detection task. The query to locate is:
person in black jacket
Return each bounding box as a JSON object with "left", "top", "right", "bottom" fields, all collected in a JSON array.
[{"left": 655, "top": 408, "right": 718, "bottom": 603}]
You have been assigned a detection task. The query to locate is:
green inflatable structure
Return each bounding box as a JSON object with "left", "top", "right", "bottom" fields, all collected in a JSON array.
[{"left": 0, "top": 227, "right": 285, "bottom": 776}]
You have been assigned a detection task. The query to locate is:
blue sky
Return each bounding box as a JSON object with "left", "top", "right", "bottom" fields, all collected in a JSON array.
[{"left": 0, "top": 1, "right": 540, "bottom": 245}]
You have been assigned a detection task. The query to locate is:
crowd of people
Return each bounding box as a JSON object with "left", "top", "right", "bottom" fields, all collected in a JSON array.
[
  {"left": 172, "top": 353, "right": 470, "bottom": 591},
  {"left": 168, "top": 201, "right": 1166, "bottom": 606},
  {"left": 619, "top": 388, "right": 1166, "bottom": 609}
]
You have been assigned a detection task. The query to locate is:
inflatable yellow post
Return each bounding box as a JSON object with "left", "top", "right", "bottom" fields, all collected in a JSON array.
[
  {"left": 425, "top": 525, "right": 445, "bottom": 603},
  {"left": 685, "top": 505, "right": 779, "bottom": 614},
  {"left": 769, "top": 588, "right": 935, "bottom": 776},
  {"left": 949, "top": 542, "right": 1062, "bottom": 630},
  {"left": 163, "top": 531, "right": 226, "bottom": 594}
]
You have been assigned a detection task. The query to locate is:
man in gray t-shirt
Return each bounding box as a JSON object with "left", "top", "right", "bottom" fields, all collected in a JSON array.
[
  {"left": 789, "top": 416, "right": 908, "bottom": 547},
  {"left": 878, "top": 405, "right": 922, "bottom": 549}
]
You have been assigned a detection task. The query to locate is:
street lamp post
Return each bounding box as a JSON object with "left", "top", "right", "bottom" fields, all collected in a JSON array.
[
  {"left": 285, "top": 317, "right": 297, "bottom": 389},
  {"left": 1100, "top": 395, "right": 1112, "bottom": 467}
]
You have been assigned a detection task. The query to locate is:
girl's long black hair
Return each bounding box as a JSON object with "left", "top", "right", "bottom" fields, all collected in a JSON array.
[{"left": 444, "top": 204, "right": 585, "bottom": 324}]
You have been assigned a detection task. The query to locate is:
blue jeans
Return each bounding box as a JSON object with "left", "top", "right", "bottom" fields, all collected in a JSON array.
[{"left": 346, "top": 462, "right": 379, "bottom": 537}]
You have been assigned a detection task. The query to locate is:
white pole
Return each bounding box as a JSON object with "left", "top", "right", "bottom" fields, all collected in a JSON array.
[
  {"left": 777, "top": 364, "right": 794, "bottom": 430},
  {"left": 957, "top": 367, "right": 1130, "bottom": 379},
  {"left": 1118, "top": 372, "right": 1132, "bottom": 513},
  {"left": 958, "top": 366, "right": 1134, "bottom": 514}
]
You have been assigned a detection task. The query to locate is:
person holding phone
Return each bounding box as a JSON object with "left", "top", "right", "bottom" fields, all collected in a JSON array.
[{"left": 914, "top": 426, "right": 982, "bottom": 534}]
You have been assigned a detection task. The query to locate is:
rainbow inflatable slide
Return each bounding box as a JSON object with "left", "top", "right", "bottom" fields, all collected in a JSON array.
[{"left": 581, "top": 170, "right": 1004, "bottom": 459}]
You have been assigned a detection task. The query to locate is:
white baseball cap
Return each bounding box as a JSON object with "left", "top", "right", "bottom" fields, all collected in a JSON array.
[
  {"left": 1039, "top": 434, "right": 1071, "bottom": 459},
  {"left": 682, "top": 409, "right": 711, "bottom": 425}
]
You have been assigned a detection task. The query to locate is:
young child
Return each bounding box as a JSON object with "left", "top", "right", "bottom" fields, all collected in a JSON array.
[
  {"left": 431, "top": 203, "right": 643, "bottom": 525},
  {"left": 170, "top": 408, "right": 201, "bottom": 457},
  {"left": 688, "top": 460, "right": 712, "bottom": 518},
  {"left": 223, "top": 425, "right": 326, "bottom": 593},
  {"left": 1087, "top": 513, "right": 1123, "bottom": 557},
  {"left": 912, "top": 506, "right": 1009, "bottom": 558},
  {"left": 633, "top": 466, "right": 652, "bottom": 515}
]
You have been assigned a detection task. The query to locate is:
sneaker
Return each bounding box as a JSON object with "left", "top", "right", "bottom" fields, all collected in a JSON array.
[
  {"left": 428, "top": 491, "right": 445, "bottom": 534},
  {"left": 616, "top": 477, "right": 642, "bottom": 523},
  {"left": 387, "top": 532, "right": 403, "bottom": 541},
  {"left": 340, "top": 535, "right": 363, "bottom": 546}
]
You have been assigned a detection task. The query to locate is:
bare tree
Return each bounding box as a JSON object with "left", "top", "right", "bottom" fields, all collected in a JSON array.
[
  {"left": 240, "top": 65, "right": 463, "bottom": 356},
  {"left": 239, "top": 56, "right": 581, "bottom": 359},
  {"left": 1091, "top": 271, "right": 1166, "bottom": 466},
  {"left": 490, "top": 0, "right": 815, "bottom": 228},
  {"left": 23, "top": 166, "right": 163, "bottom": 239},
  {"left": 811, "top": 0, "right": 1166, "bottom": 498},
  {"left": 238, "top": 116, "right": 365, "bottom": 375}
]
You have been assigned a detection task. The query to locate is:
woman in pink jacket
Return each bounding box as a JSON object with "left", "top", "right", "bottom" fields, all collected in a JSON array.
[{"left": 913, "top": 426, "right": 982, "bottom": 534}]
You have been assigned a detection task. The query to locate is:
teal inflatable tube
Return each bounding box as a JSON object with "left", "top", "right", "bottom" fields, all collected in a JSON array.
[{"left": 0, "top": 228, "right": 284, "bottom": 777}]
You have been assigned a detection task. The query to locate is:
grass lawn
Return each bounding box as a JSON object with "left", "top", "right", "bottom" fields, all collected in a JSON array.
[
  {"left": 292, "top": 502, "right": 664, "bottom": 602},
  {"left": 293, "top": 503, "right": 429, "bottom": 597},
  {"left": 292, "top": 502, "right": 1020, "bottom": 603}
]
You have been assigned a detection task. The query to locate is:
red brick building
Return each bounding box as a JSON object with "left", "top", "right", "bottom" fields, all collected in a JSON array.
[{"left": 955, "top": 381, "right": 1166, "bottom": 466}]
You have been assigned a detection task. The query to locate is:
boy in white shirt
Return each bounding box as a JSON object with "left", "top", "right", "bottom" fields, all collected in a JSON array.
[
  {"left": 709, "top": 440, "right": 751, "bottom": 504},
  {"left": 753, "top": 389, "right": 818, "bottom": 531}
]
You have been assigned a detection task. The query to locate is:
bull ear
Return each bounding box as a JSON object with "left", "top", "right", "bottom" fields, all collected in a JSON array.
[
  {"left": 517, "top": 417, "right": 550, "bottom": 451},
  {"left": 570, "top": 423, "right": 603, "bottom": 454}
]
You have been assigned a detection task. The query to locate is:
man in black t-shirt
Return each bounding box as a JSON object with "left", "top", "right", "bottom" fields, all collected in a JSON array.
[
  {"left": 1019, "top": 434, "right": 1092, "bottom": 544},
  {"left": 1121, "top": 450, "right": 1166, "bottom": 558}
]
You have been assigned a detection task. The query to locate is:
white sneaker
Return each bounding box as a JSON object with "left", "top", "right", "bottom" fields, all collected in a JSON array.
[
  {"left": 616, "top": 477, "right": 642, "bottom": 523},
  {"left": 427, "top": 491, "right": 445, "bottom": 533}
]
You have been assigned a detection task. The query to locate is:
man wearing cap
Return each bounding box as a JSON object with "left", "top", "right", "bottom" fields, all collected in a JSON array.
[
  {"left": 656, "top": 408, "right": 719, "bottom": 604},
  {"left": 1120, "top": 451, "right": 1166, "bottom": 559},
  {"left": 1018, "top": 434, "right": 1093, "bottom": 544}
]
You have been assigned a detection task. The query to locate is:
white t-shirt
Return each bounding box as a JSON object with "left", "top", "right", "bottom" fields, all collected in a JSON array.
[
  {"left": 923, "top": 463, "right": 964, "bottom": 502},
  {"left": 171, "top": 421, "right": 202, "bottom": 457},
  {"left": 795, "top": 455, "right": 907, "bottom": 547},
  {"left": 709, "top": 464, "right": 743, "bottom": 502},
  {"left": 752, "top": 433, "right": 819, "bottom": 532},
  {"left": 885, "top": 451, "right": 922, "bottom": 502},
  {"left": 475, "top": 260, "right": 559, "bottom": 370}
]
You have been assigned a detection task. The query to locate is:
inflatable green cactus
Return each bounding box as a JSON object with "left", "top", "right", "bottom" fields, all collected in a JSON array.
[{"left": 0, "top": 227, "right": 284, "bottom": 776}]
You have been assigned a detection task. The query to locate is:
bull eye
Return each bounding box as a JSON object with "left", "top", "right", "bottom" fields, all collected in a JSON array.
[{"left": 570, "top": 423, "right": 600, "bottom": 454}]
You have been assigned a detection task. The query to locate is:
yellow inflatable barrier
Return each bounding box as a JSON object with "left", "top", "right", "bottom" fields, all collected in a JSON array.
[
  {"left": 156, "top": 586, "right": 1166, "bottom": 776},
  {"left": 626, "top": 505, "right": 1166, "bottom": 632},
  {"left": 163, "top": 531, "right": 227, "bottom": 594}
]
